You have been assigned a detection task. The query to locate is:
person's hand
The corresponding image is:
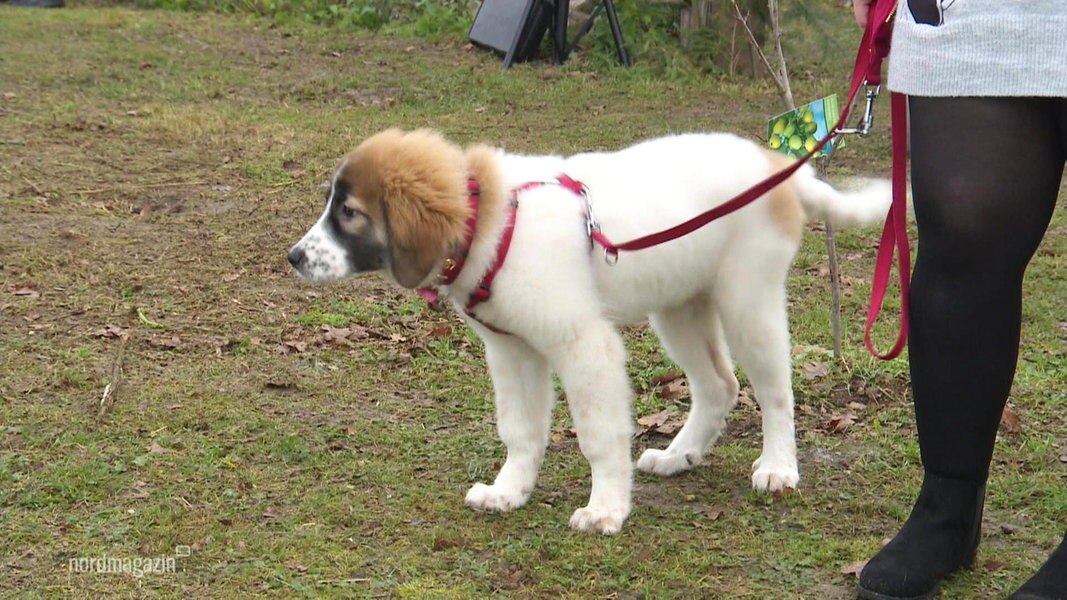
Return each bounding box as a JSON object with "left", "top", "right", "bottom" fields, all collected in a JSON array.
[{"left": 853, "top": 0, "right": 875, "bottom": 27}]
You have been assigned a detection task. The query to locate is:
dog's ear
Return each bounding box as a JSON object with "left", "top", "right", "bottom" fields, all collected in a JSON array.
[
  {"left": 382, "top": 194, "right": 448, "bottom": 288},
  {"left": 360, "top": 129, "right": 469, "bottom": 289}
]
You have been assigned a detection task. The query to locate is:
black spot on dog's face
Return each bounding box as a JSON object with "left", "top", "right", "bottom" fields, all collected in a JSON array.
[{"left": 323, "top": 179, "right": 387, "bottom": 272}]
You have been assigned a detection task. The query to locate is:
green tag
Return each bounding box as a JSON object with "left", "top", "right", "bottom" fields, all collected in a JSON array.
[{"left": 767, "top": 94, "right": 843, "bottom": 158}]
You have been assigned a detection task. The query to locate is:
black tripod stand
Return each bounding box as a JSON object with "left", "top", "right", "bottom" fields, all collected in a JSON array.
[
  {"left": 551, "top": 0, "right": 629, "bottom": 66},
  {"left": 495, "top": 0, "right": 629, "bottom": 68}
]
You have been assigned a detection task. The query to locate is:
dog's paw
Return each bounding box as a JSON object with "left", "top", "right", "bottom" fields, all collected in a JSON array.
[
  {"left": 751, "top": 456, "right": 800, "bottom": 493},
  {"left": 568, "top": 505, "right": 629, "bottom": 535},
  {"left": 636, "top": 448, "right": 702, "bottom": 476},
  {"left": 464, "top": 483, "right": 529, "bottom": 513}
]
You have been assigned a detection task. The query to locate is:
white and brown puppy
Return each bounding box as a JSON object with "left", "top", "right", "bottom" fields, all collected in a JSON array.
[{"left": 288, "top": 129, "right": 890, "bottom": 534}]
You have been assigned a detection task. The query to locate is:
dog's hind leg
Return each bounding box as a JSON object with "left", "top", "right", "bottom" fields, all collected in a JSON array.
[
  {"left": 547, "top": 321, "right": 634, "bottom": 534},
  {"left": 465, "top": 333, "right": 554, "bottom": 513},
  {"left": 717, "top": 268, "right": 800, "bottom": 493},
  {"left": 637, "top": 295, "right": 740, "bottom": 476}
]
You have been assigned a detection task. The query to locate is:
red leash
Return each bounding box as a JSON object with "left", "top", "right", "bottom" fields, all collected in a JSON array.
[
  {"left": 864, "top": 91, "right": 910, "bottom": 359},
  {"left": 588, "top": 0, "right": 909, "bottom": 359}
]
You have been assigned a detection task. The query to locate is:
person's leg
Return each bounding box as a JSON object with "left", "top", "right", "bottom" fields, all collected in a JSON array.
[
  {"left": 858, "top": 96, "right": 1066, "bottom": 600},
  {"left": 1009, "top": 100, "right": 1067, "bottom": 600}
]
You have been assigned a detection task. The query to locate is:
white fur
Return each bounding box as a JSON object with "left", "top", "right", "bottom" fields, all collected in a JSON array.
[{"left": 293, "top": 132, "right": 891, "bottom": 535}]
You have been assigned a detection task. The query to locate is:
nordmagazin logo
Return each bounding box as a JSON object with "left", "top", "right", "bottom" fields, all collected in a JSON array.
[{"left": 68, "top": 546, "right": 189, "bottom": 578}]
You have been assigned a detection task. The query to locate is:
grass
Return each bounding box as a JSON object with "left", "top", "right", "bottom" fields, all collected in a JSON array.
[{"left": 1, "top": 4, "right": 1064, "bottom": 599}]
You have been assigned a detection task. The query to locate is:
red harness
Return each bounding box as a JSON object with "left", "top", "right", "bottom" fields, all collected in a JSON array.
[{"left": 419, "top": 176, "right": 587, "bottom": 334}]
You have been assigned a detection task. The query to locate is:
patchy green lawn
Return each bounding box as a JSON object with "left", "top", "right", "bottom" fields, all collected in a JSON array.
[{"left": 1, "top": 6, "right": 1063, "bottom": 599}]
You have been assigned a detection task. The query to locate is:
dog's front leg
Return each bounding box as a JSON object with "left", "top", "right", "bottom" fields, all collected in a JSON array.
[
  {"left": 465, "top": 334, "right": 553, "bottom": 513},
  {"left": 549, "top": 323, "right": 633, "bottom": 535}
]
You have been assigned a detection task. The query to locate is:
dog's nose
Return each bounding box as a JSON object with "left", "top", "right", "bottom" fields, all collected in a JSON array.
[{"left": 287, "top": 247, "right": 307, "bottom": 269}]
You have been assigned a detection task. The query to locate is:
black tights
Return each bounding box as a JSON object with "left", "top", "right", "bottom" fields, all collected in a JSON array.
[{"left": 907, "top": 96, "right": 1067, "bottom": 482}]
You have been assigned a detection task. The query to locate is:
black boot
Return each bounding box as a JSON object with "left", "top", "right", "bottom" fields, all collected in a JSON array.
[
  {"left": 857, "top": 472, "right": 986, "bottom": 600},
  {"left": 1010, "top": 530, "right": 1067, "bottom": 600}
]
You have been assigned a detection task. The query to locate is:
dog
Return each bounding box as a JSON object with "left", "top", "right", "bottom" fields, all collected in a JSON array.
[{"left": 288, "top": 128, "right": 891, "bottom": 534}]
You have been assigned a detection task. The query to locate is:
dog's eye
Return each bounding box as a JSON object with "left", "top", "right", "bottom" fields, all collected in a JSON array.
[{"left": 341, "top": 205, "right": 357, "bottom": 219}]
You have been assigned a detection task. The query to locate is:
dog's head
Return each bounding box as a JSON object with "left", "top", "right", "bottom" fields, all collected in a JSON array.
[{"left": 287, "top": 129, "right": 471, "bottom": 288}]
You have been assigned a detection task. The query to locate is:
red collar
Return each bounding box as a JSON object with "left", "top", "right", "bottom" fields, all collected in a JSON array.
[
  {"left": 418, "top": 175, "right": 586, "bottom": 334},
  {"left": 436, "top": 177, "right": 481, "bottom": 286}
]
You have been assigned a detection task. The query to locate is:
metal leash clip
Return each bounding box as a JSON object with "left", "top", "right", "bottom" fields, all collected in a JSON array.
[
  {"left": 578, "top": 185, "right": 616, "bottom": 264},
  {"left": 836, "top": 84, "right": 880, "bottom": 136}
]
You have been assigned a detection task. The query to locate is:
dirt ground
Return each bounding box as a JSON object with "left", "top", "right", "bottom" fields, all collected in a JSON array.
[{"left": 2, "top": 6, "right": 1064, "bottom": 599}]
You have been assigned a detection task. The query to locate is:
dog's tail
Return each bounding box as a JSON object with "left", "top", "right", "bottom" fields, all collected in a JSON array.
[{"left": 793, "top": 163, "right": 893, "bottom": 228}]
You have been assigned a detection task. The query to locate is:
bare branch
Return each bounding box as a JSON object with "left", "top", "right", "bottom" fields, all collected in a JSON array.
[
  {"left": 730, "top": 0, "right": 783, "bottom": 93},
  {"left": 767, "top": 0, "right": 794, "bottom": 108}
]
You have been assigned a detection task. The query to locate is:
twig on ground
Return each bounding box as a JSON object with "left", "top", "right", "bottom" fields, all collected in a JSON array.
[
  {"left": 317, "top": 578, "right": 372, "bottom": 585},
  {"left": 97, "top": 335, "right": 128, "bottom": 420},
  {"left": 22, "top": 176, "right": 45, "bottom": 196}
]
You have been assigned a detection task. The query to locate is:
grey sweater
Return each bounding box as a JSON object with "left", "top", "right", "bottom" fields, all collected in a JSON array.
[{"left": 887, "top": 0, "right": 1067, "bottom": 97}]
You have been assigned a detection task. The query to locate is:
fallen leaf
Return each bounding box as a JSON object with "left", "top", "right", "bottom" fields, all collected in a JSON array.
[
  {"left": 983, "top": 559, "right": 1007, "bottom": 572},
  {"left": 648, "top": 370, "right": 684, "bottom": 388},
  {"left": 281, "top": 159, "right": 305, "bottom": 177},
  {"left": 999, "top": 404, "right": 1022, "bottom": 434},
  {"left": 285, "top": 559, "right": 308, "bottom": 573},
  {"left": 658, "top": 380, "right": 688, "bottom": 400},
  {"left": 146, "top": 441, "right": 168, "bottom": 454},
  {"left": 428, "top": 323, "right": 453, "bottom": 338},
  {"left": 264, "top": 381, "right": 297, "bottom": 391},
  {"left": 222, "top": 272, "right": 242, "bottom": 282},
  {"left": 93, "top": 324, "right": 128, "bottom": 339},
  {"left": 136, "top": 307, "right": 163, "bottom": 329},
  {"left": 637, "top": 409, "right": 672, "bottom": 429},
  {"left": 840, "top": 559, "right": 868, "bottom": 576},
  {"left": 654, "top": 418, "right": 686, "bottom": 436},
  {"left": 700, "top": 506, "right": 722, "bottom": 521},
  {"left": 148, "top": 335, "right": 181, "bottom": 349},
  {"left": 320, "top": 325, "right": 352, "bottom": 343},
  {"left": 13, "top": 286, "right": 39, "bottom": 299},
  {"left": 279, "top": 340, "right": 307, "bottom": 354},
  {"left": 822, "top": 412, "right": 857, "bottom": 433},
  {"left": 801, "top": 360, "right": 830, "bottom": 380},
  {"left": 551, "top": 426, "right": 577, "bottom": 442},
  {"left": 846, "top": 401, "right": 867, "bottom": 411}
]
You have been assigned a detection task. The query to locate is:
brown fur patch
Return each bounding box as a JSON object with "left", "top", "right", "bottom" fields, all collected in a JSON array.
[
  {"left": 760, "top": 149, "right": 804, "bottom": 241},
  {"left": 338, "top": 129, "right": 470, "bottom": 288}
]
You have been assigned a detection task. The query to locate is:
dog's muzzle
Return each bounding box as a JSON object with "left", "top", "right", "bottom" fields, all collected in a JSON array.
[{"left": 287, "top": 246, "right": 308, "bottom": 271}]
